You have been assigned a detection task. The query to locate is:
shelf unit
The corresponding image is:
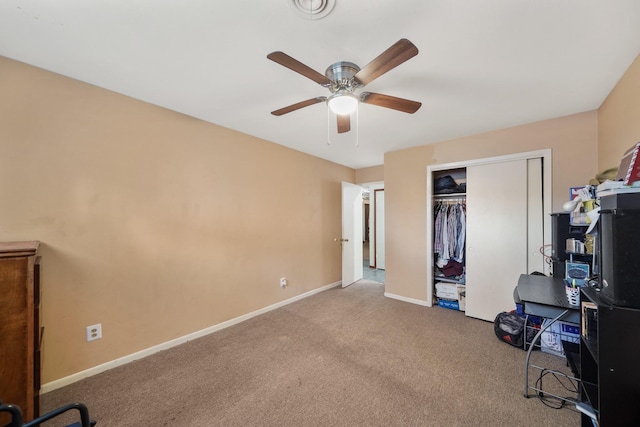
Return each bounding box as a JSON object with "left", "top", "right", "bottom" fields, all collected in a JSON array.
[
  {"left": 550, "top": 212, "right": 596, "bottom": 280},
  {"left": 579, "top": 286, "right": 640, "bottom": 426},
  {"left": 0, "top": 241, "right": 41, "bottom": 423}
]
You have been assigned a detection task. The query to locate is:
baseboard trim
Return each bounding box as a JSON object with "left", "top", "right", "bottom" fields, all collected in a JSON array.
[
  {"left": 41, "top": 280, "right": 342, "bottom": 394},
  {"left": 384, "top": 292, "right": 429, "bottom": 307}
]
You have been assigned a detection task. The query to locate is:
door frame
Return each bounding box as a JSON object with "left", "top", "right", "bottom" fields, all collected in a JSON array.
[
  {"left": 425, "top": 149, "right": 552, "bottom": 307},
  {"left": 374, "top": 188, "right": 385, "bottom": 270},
  {"left": 362, "top": 181, "right": 384, "bottom": 269}
]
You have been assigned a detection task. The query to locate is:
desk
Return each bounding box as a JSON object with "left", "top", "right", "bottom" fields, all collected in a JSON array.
[{"left": 515, "top": 274, "right": 580, "bottom": 399}]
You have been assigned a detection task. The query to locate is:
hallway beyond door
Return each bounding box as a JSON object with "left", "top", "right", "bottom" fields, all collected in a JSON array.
[{"left": 363, "top": 241, "right": 385, "bottom": 283}]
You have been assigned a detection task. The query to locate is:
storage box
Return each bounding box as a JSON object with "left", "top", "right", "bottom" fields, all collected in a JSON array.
[
  {"left": 540, "top": 319, "right": 580, "bottom": 357},
  {"left": 435, "top": 282, "right": 459, "bottom": 300},
  {"left": 457, "top": 284, "right": 466, "bottom": 311},
  {"left": 437, "top": 298, "right": 459, "bottom": 311}
]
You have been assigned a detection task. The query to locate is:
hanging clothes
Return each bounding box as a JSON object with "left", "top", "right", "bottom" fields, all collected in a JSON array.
[{"left": 433, "top": 199, "right": 466, "bottom": 268}]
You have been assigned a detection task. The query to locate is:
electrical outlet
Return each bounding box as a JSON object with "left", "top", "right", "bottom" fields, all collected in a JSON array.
[
  {"left": 86, "top": 323, "right": 102, "bottom": 342},
  {"left": 280, "top": 277, "right": 287, "bottom": 288}
]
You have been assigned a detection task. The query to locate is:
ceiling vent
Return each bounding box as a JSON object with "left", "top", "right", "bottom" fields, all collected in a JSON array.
[{"left": 290, "top": 0, "right": 336, "bottom": 20}]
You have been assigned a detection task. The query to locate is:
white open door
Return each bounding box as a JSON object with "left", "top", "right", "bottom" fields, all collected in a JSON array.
[{"left": 342, "top": 182, "right": 363, "bottom": 287}]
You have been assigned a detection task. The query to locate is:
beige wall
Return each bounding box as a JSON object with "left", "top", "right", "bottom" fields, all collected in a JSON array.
[
  {"left": 384, "top": 111, "right": 598, "bottom": 302},
  {"left": 598, "top": 53, "right": 640, "bottom": 171},
  {"left": 0, "top": 57, "right": 354, "bottom": 383},
  {"left": 355, "top": 165, "right": 384, "bottom": 184}
]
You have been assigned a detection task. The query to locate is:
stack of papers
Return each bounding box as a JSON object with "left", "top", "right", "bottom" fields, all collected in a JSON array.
[{"left": 595, "top": 179, "right": 640, "bottom": 197}]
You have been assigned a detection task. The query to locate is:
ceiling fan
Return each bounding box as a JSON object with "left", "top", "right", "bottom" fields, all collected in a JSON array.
[{"left": 267, "top": 38, "right": 422, "bottom": 134}]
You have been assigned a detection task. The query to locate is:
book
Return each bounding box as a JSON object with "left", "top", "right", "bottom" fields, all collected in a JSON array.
[{"left": 616, "top": 142, "right": 640, "bottom": 185}]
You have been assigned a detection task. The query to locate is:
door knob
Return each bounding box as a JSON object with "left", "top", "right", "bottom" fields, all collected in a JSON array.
[{"left": 340, "top": 238, "right": 349, "bottom": 242}]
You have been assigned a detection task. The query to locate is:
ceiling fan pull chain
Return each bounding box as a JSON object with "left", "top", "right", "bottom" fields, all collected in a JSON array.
[
  {"left": 354, "top": 107, "right": 359, "bottom": 147},
  {"left": 326, "top": 107, "right": 332, "bottom": 145}
]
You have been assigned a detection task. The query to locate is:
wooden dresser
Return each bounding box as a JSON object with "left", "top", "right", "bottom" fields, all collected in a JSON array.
[{"left": 0, "top": 241, "right": 41, "bottom": 423}]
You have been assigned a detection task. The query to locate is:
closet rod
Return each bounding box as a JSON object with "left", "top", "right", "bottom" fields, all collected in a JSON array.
[
  {"left": 434, "top": 192, "right": 465, "bottom": 198},
  {"left": 434, "top": 197, "right": 465, "bottom": 204}
]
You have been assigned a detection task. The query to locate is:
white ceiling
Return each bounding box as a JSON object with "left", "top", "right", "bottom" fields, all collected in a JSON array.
[{"left": 1, "top": 1, "right": 639, "bottom": 169}]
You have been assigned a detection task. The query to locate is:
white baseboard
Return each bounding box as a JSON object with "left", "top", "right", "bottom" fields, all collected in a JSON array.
[
  {"left": 384, "top": 292, "right": 429, "bottom": 307},
  {"left": 41, "top": 280, "right": 342, "bottom": 394}
]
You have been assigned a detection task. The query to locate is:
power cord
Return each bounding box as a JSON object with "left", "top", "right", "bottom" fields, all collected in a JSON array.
[
  {"left": 535, "top": 368, "right": 579, "bottom": 409},
  {"left": 539, "top": 244, "right": 553, "bottom": 267}
]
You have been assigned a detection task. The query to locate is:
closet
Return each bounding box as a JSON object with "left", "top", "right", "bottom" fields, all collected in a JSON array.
[
  {"left": 427, "top": 151, "right": 549, "bottom": 322},
  {"left": 432, "top": 169, "right": 467, "bottom": 310}
]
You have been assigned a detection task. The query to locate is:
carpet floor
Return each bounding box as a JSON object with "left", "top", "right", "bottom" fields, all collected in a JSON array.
[{"left": 42, "top": 280, "right": 580, "bottom": 426}]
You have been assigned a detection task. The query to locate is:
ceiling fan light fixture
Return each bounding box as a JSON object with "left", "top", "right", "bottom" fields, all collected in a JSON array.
[{"left": 327, "top": 93, "right": 358, "bottom": 115}]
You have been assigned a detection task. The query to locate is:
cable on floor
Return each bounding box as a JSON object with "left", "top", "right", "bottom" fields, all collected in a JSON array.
[{"left": 535, "top": 368, "right": 579, "bottom": 409}]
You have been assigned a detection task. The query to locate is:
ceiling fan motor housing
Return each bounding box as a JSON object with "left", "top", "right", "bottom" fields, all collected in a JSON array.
[{"left": 325, "top": 61, "right": 361, "bottom": 93}]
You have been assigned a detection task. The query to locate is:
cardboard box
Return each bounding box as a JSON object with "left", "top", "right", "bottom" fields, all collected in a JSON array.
[
  {"left": 435, "top": 282, "right": 458, "bottom": 300},
  {"left": 540, "top": 319, "right": 580, "bottom": 357},
  {"left": 457, "top": 284, "right": 466, "bottom": 311}
]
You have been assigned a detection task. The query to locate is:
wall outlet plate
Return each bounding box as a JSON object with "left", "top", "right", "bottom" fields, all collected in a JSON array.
[{"left": 86, "top": 323, "right": 102, "bottom": 342}]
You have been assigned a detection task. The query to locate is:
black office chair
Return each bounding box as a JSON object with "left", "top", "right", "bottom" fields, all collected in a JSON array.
[{"left": 0, "top": 400, "right": 96, "bottom": 427}]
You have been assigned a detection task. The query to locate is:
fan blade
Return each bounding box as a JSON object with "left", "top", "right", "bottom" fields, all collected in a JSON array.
[
  {"left": 337, "top": 114, "right": 351, "bottom": 133},
  {"left": 267, "top": 51, "right": 331, "bottom": 86},
  {"left": 360, "top": 92, "right": 421, "bottom": 114},
  {"left": 354, "top": 39, "right": 418, "bottom": 86},
  {"left": 271, "top": 97, "right": 326, "bottom": 116}
]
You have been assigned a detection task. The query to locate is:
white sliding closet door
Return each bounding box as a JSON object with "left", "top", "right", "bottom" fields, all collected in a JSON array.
[{"left": 465, "top": 160, "right": 528, "bottom": 321}]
